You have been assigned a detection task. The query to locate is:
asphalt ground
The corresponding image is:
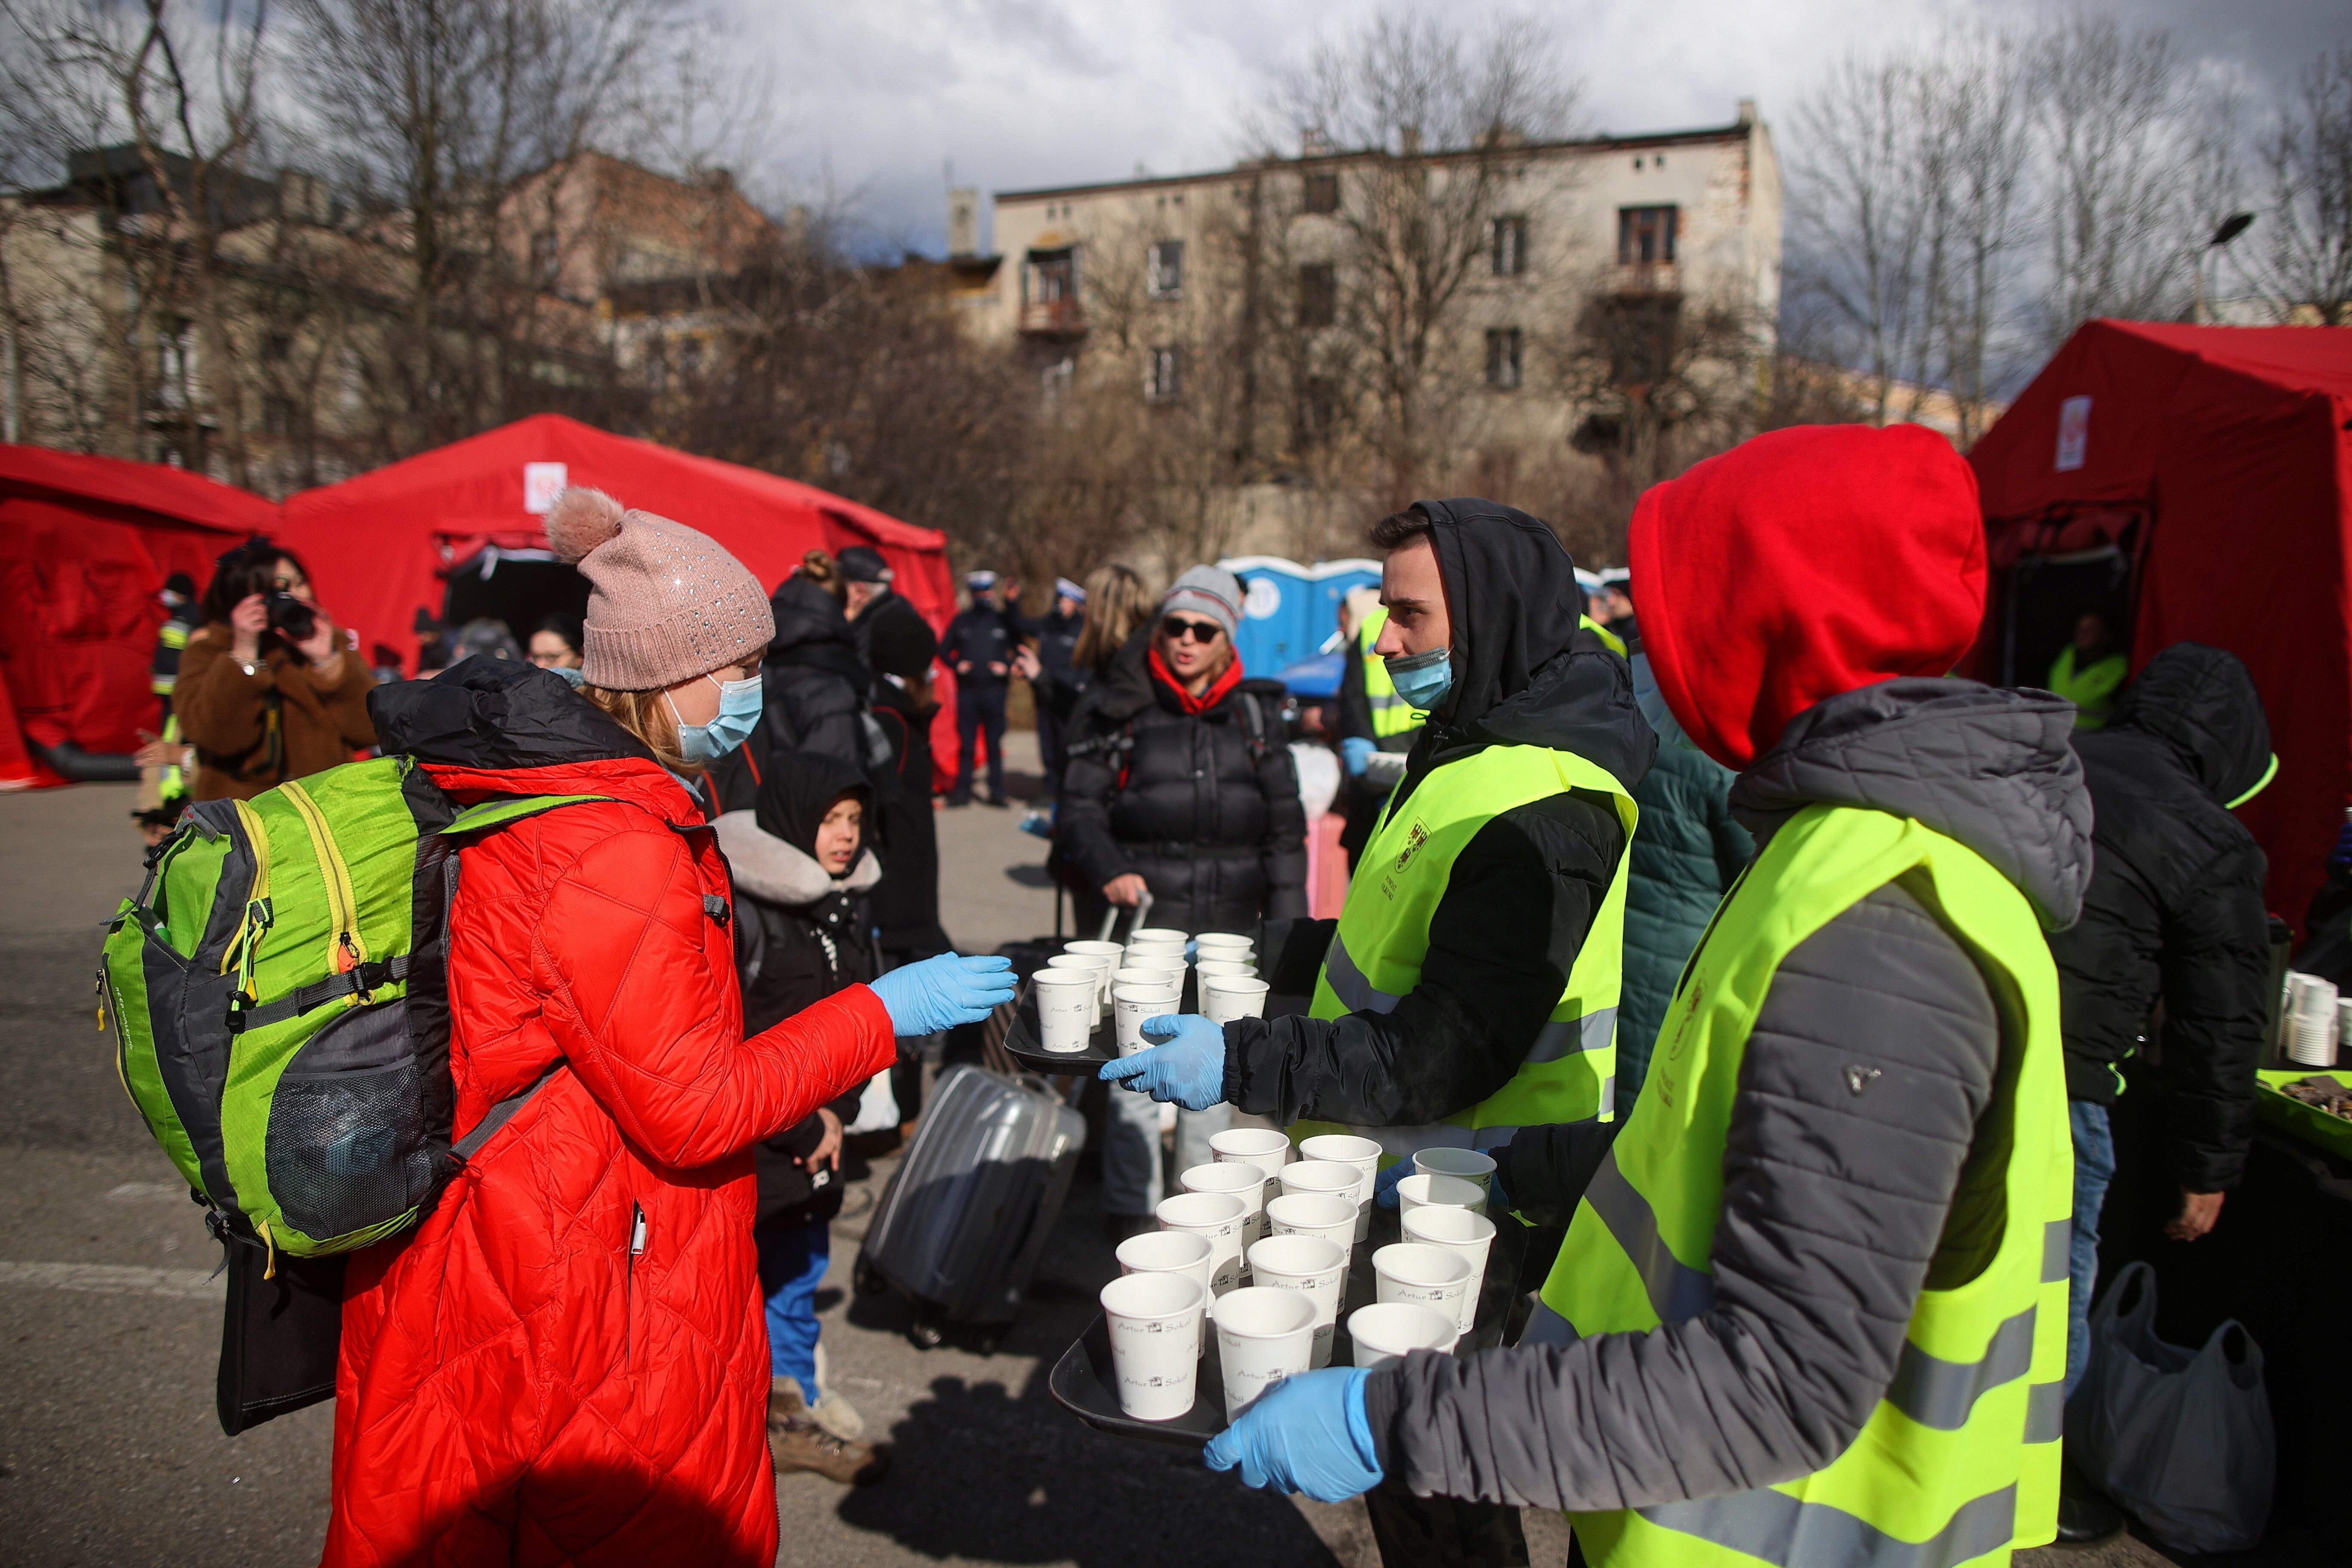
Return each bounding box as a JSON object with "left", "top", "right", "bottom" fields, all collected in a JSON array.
[{"left": 0, "top": 732, "right": 2187, "bottom": 1568}]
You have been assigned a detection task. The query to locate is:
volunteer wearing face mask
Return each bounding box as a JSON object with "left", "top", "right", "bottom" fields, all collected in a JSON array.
[
  {"left": 333, "top": 488, "right": 1013, "bottom": 1567},
  {"left": 1103, "top": 499, "right": 1654, "bottom": 1562}
]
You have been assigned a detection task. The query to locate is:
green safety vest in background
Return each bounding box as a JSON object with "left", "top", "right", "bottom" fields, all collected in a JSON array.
[
  {"left": 1540, "top": 802, "right": 2070, "bottom": 1568},
  {"left": 2046, "top": 646, "right": 2127, "bottom": 730},
  {"left": 1358, "top": 606, "right": 1426, "bottom": 741},
  {"left": 1293, "top": 743, "right": 1637, "bottom": 1157}
]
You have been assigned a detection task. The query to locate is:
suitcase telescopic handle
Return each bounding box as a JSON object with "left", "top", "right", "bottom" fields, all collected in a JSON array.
[{"left": 1094, "top": 886, "right": 1154, "bottom": 944}]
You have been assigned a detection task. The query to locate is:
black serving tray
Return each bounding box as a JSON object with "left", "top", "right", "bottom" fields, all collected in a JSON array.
[
  {"left": 1050, "top": 1204, "right": 1528, "bottom": 1446},
  {"left": 998, "top": 977, "right": 1310, "bottom": 1076}
]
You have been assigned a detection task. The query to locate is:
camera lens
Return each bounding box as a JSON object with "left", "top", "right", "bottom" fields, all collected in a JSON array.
[{"left": 266, "top": 591, "right": 317, "bottom": 643}]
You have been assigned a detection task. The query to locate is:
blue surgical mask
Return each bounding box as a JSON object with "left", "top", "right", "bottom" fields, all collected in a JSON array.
[
  {"left": 1630, "top": 653, "right": 1700, "bottom": 753},
  {"left": 668, "top": 674, "right": 763, "bottom": 765},
  {"left": 1384, "top": 645, "right": 1454, "bottom": 712}
]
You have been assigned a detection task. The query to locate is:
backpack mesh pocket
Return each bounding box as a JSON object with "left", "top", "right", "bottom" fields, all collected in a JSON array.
[{"left": 266, "top": 1058, "right": 433, "bottom": 1242}]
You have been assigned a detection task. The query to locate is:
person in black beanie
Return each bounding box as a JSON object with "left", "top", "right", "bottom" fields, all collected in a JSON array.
[{"left": 715, "top": 749, "right": 892, "bottom": 1486}]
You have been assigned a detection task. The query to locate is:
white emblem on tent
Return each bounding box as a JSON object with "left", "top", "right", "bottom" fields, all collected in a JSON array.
[
  {"left": 1243, "top": 576, "right": 1282, "bottom": 620},
  {"left": 523, "top": 462, "right": 569, "bottom": 514},
  {"left": 2055, "top": 396, "right": 2091, "bottom": 473}
]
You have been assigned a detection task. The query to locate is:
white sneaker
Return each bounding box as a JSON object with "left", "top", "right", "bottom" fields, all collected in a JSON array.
[{"left": 808, "top": 1343, "right": 866, "bottom": 1440}]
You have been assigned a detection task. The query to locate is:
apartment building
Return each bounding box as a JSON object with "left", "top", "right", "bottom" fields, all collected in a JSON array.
[{"left": 952, "top": 103, "right": 1780, "bottom": 557}]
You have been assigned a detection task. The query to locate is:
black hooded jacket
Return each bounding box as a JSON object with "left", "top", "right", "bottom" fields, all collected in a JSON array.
[
  {"left": 2046, "top": 642, "right": 2272, "bottom": 1192},
  {"left": 715, "top": 750, "right": 881, "bottom": 1231},
  {"left": 1223, "top": 498, "right": 1655, "bottom": 1127},
  {"left": 1056, "top": 630, "right": 1309, "bottom": 935},
  {"left": 1366, "top": 677, "right": 2096, "bottom": 1514}
]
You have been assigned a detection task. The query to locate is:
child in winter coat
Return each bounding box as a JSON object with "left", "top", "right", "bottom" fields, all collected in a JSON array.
[{"left": 715, "top": 750, "right": 891, "bottom": 1486}]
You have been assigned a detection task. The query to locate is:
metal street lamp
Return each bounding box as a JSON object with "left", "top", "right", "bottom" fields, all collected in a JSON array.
[{"left": 2195, "top": 213, "right": 2257, "bottom": 324}]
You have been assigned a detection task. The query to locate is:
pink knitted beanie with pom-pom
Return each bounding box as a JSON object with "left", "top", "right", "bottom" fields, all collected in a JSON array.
[{"left": 543, "top": 487, "right": 774, "bottom": 691}]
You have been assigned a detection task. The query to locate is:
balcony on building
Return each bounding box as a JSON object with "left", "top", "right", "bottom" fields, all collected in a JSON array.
[{"left": 1020, "top": 246, "right": 1085, "bottom": 337}]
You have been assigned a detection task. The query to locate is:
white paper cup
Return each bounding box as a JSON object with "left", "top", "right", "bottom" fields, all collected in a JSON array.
[
  {"left": 1348, "top": 1302, "right": 1460, "bottom": 1370},
  {"left": 1402, "top": 1206, "right": 1496, "bottom": 1333},
  {"left": 1279, "top": 1158, "right": 1363, "bottom": 1211},
  {"left": 2289, "top": 1012, "right": 2337, "bottom": 1067},
  {"left": 1201, "top": 975, "right": 1271, "bottom": 1026},
  {"left": 1117, "top": 1229, "right": 1217, "bottom": 1357},
  {"left": 1248, "top": 1233, "right": 1348, "bottom": 1369},
  {"left": 1157, "top": 1190, "right": 1248, "bottom": 1295},
  {"left": 1047, "top": 951, "right": 1114, "bottom": 1008},
  {"left": 1181, "top": 1161, "right": 1270, "bottom": 1254},
  {"left": 1192, "top": 959, "right": 1259, "bottom": 985},
  {"left": 1194, "top": 933, "right": 1256, "bottom": 960},
  {"left": 1265, "top": 1191, "right": 1357, "bottom": 1265},
  {"left": 1100, "top": 1271, "right": 1206, "bottom": 1420},
  {"left": 1372, "top": 1241, "right": 1475, "bottom": 1332},
  {"left": 1032, "top": 969, "right": 1099, "bottom": 1053},
  {"left": 1300, "top": 1133, "right": 1382, "bottom": 1243},
  {"left": 1114, "top": 984, "right": 1181, "bottom": 1057},
  {"left": 1210, "top": 1286, "right": 1317, "bottom": 1420},
  {"left": 1413, "top": 1146, "right": 1498, "bottom": 1195},
  {"left": 1210, "top": 1126, "right": 1293, "bottom": 1184},
  {"left": 1114, "top": 966, "right": 1184, "bottom": 997},
  {"left": 1064, "top": 940, "right": 1125, "bottom": 962},
  {"left": 1397, "top": 1171, "right": 1488, "bottom": 1219},
  {"left": 1129, "top": 928, "right": 1189, "bottom": 949}
]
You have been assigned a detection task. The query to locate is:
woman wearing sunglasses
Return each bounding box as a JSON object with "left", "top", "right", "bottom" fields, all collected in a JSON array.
[{"left": 1056, "top": 564, "right": 1308, "bottom": 1232}]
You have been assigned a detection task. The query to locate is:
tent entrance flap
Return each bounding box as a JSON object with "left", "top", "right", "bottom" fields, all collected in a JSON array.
[{"left": 2000, "top": 545, "right": 2139, "bottom": 688}]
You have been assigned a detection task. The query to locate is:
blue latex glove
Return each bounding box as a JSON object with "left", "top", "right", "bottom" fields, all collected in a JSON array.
[
  {"left": 1341, "top": 736, "right": 1377, "bottom": 777},
  {"left": 1098, "top": 1013, "right": 1228, "bottom": 1110},
  {"left": 1374, "top": 1156, "right": 1509, "bottom": 1214},
  {"left": 867, "top": 953, "right": 1016, "bottom": 1037},
  {"left": 1204, "top": 1366, "right": 1384, "bottom": 1501}
]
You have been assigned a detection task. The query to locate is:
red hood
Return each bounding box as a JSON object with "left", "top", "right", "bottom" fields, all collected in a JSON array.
[{"left": 1629, "top": 424, "right": 1986, "bottom": 769}]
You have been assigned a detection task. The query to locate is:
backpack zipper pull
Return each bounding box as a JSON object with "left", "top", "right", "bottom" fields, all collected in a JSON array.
[{"left": 629, "top": 1204, "right": 648, "bottom": 1263}]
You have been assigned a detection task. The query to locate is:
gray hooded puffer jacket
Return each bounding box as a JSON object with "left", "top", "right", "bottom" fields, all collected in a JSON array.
[{"left": 1363, "top": 677, "right": 2091, "bottom": 1514}]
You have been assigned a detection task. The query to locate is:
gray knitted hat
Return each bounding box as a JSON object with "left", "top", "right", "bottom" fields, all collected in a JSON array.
[
  {"left": 544, "top": 487, "right": 774, "bottom": 691},
  {"left": 1161, "top": 564, "right": 1246, "bottom": 640}
]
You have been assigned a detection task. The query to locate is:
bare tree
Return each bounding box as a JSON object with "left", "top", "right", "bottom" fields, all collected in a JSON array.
[
  {"left": 2252, "top": 46, "right": 2352, "bottom": 325},
  {"left": 1258, "top": 9, "right": 1583, "bottom": 502}
]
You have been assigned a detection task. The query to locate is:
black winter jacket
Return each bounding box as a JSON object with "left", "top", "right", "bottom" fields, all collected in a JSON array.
[
  {"left": 715, "top": 576, "right": 873, "bottom": 815},
  {"left": 849, "top": 589, "right": 938, "bottom": 686},
  {"left": 717, "top": 752, "right": 882, "bottom": 1231},
  {"left": 1056, "top": 635, "right": 1308, "bottom": 936},
  {"left": 1364, "top": 678, "right": 2094, "bottom": 1514},
  {"left": 940, "top": 603, "right": 1016, "bottom": 691},
  {"left": 2046, "top": 642, "right": 2272, "bottom": 1192},
  {"left": 1222, "top": 499, "right": 1654, "bottom": 1128}
]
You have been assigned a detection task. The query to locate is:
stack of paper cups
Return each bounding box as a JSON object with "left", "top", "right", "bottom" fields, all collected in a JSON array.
[
  {"left": 1300, "top": 1133, "right": 1382, "bottom": 1242},
  {"left": 1100, "top": 1271, "right": 1207, "bottom": 1419},
  {"left": 2288, "top": 973, "right": 2339, "bottom": 1067}
]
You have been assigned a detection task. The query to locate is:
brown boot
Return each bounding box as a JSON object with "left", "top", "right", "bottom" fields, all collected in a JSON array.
[{"left": 769, "top": 1376, "right": 891, "bottom": 1485}]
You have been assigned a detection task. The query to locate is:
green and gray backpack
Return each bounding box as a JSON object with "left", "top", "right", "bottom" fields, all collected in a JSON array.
[{"left": 99, "top": 755, "right": 604, "bottom": 1267}]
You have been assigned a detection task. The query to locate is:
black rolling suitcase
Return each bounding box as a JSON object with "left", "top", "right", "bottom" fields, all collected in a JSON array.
[{"left": 854, "top": 1060, "right": 1085, "bottom": 1352}]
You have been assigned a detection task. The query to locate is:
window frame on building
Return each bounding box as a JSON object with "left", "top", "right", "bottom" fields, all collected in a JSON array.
[
  {"left": 1491, "top": 214, "right": 1528, "bottom": 277},
  {"left": 1145, "top": 344, "right": 1183, "bottom": 404},
  {"left": 1302, "top": 172, "right": 1340, "bottom": 214},
  {"left": 1485, "top": 328, "right": 1524, "bottom": 391},
  {"left": 1148, "top": 239, "right": 1185, "bottom": 300},
  {"left": 1298, "top": 263, "right": 1337, "bottom": 329},
  {"left": 1617, "top": 205, "right": 1678, "bottom": 266}
]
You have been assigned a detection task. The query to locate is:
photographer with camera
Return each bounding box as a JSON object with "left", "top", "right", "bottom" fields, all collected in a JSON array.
[{"left": 175, "top": 536, "right": 377, "bottom": 802}]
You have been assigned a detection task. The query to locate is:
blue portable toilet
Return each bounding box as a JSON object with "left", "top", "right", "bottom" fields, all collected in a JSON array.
[{"left": 1219, "top": 555, "right": 1382, "bottom": 680}]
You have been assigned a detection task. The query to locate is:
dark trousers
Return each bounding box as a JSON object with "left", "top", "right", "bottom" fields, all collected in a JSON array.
[
  {"left": 1364, "top": 1483, "right": 1534, "bottom": 1568},
  {"left": 1036, "top": 704, "right": 1067, "bottom": 799},
  {"left": 954, "top": 684, "right": 1007, "bottom": 802}
]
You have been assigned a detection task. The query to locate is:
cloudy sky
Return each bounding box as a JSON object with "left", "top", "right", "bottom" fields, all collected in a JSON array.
[{"left": 716, "top": 0, "right": 2347, "bottom": 252}]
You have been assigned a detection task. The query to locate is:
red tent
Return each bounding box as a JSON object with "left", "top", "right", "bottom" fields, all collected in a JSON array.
[
  {"left": 1966, "top": 320, "right": 2352, "bottom": 934},
  {"left": 280, "top": 415, "right": 963, "bottom": 785},
  {"left": 0, "top": 444, "right": 278, "bottom": 779}
]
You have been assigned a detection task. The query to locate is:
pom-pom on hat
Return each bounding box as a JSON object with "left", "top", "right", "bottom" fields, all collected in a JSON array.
[{"left": 544, "top": 487, "right": 774, "bottom": 692}]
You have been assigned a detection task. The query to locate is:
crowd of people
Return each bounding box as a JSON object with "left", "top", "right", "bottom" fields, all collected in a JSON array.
[{"left": 113, "top": 412, "right": 2309, "bottom": 1568}]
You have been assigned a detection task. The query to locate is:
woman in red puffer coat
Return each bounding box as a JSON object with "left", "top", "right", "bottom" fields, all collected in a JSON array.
[{"left": 324, "top": 490, "right": 1012, "bottom": 1568}]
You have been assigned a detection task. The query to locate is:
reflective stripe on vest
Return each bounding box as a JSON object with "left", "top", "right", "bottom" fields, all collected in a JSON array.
[
  {"left": 1359, "top": 606, "right": 1426, "bottom": 739},
  {"left": 1543, "top": 803, "right": 2070, "bottom": 1567},
  {"left": 1293, "top": 742, "right": 1636, "bottom": 1155}
]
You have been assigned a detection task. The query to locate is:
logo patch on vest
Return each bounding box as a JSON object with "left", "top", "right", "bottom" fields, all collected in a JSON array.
[{"left": 1393, "top": 820, "right": 1430, "bottom": 873}]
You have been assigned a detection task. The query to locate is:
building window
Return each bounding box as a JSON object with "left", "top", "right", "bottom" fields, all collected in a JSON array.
[
  {"left": 1485, "top": 328, "right": 1522, "bottom": 390},
  {"left": 1303, "top": 172, "right": 1339, "bottom": 214},
  {"left": 1148, "top": 239, "right": 1184, "bottom": 299},
  {"left": 1026, "top": 246, "right": 1078, "bottom": 305},
  {"left": 1145, "top": 345, "right": 1182, "bottom": 403},
  {"left": 1491, "top": 215, "right": 1527, "bottom": 277},
  {"left": 156, "top": 318, "right": 194, "bottom": 409},
  {"left": 262, "top": 394, "right": 297, "bottom": 436},
  {"left": 1041, "top": 355, "right": 1075, "bottom": 415},
  {"left": 1298, "top": 264, "right": 1336, "bottom": 328},
  {"left": 1618, "top": 205, "right": 1678, "bottom": 265},
  {"left": 1298, "top": 376, "right": 1338, "bottom": 450}
]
